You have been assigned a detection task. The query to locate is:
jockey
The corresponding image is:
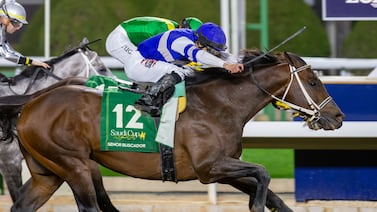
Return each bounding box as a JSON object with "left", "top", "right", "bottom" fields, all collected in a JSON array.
[
  {"left": 0, "top": 1, "right": 50, "bottom": 71},
  {"left": 106, "top": 16, "right": 203, "bottom": 83},
  {"left": 133, "top": 22, "right": 244, "bottom": 114}
]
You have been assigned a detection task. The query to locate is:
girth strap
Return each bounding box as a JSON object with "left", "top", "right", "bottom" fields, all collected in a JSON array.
[
  {"left": 159, "top": 144, "right": 177, "bottom": 182},
  {"left": 152, "top": 117, "right": 177, "bottom": 182}
]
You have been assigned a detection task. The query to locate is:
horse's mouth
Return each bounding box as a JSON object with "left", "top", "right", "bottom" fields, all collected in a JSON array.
[{"left": 306, "top": 113, "right": 344, "bottom": 131}]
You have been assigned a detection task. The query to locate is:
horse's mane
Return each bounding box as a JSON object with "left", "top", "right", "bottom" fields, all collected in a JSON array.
[
  {"left": 186, "top": 49, "right": 279, "bottom": 86},
  {"left": 275, "top": 51, "right": 306, "bottom": 66},
  {"left": 241, "top": 49, "right": 279, "bottom": 67}
]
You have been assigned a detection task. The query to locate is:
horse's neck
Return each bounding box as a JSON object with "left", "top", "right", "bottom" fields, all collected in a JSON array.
[
  {"left": 186, "top": 65, "right": 291, "bottom": 124},
  {"left": 53, "top": 53, "right": 89, "bottom": 78},
  {"left": 186, "top": 77, "right": 262, "bottom": 125},
  {"left": 0, "top": 77, "right": 55, "bottom": 96}
]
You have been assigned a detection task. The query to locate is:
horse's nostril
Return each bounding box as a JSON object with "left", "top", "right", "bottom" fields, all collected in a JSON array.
[{"left": 337, "top": 112, "right": 345, "bottom": 120}]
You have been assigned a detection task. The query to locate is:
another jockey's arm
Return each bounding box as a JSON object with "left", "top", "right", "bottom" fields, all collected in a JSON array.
[
  {"left": 31, "top": 60, "right": 50, "bottom": 69},
  {"left": 1, "top": 43, "right": 50, "bottom": 69},
  {"left": 18, "top": 56, "right": 50, "bottom": 69}
]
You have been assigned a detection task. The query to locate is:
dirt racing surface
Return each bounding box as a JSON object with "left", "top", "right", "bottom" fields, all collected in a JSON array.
[{"left": 1, "top": 178, "right": 377, "bottom": 212}]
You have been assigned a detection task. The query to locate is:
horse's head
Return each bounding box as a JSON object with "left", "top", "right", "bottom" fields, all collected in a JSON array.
[
  {"left": 271, "top": 51, "right": 344, "bottom": 130},
  {"left": 242, "top": 50, "right": 344, "bottom": 130}
]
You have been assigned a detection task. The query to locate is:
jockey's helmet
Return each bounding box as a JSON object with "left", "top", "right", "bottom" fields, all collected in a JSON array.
[
  {"left": 195, "top": 22, "right": 227, "bottom": 52},
  {"left": 181, "top": 17, "right": 202, "bottom": 31},
  {"left": 0, "top": 2, "right": 28, "bottom": 25}
]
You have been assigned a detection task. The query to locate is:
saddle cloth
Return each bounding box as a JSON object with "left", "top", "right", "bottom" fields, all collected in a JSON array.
[{"left": 86, "top": 75, "right": 186, "bottom": 151}]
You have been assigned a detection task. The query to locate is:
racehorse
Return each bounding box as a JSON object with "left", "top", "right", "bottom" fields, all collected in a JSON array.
[
  {"left": 0, "top": 50, "right": 344, "bottom": 212},
  {"left": 0, "top": 38, "right": 114, "bottom": 203}
]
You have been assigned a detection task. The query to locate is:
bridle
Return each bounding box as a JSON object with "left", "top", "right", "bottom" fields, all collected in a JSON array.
[
  {"left": 77, "top": 48, "right": 102, "bottom": 77},
  {"left": 249, "top": 63, "right": 333, "bottom": 123},
  {"left": 243, "top": 26, "right": 334, "bottom": 124}
]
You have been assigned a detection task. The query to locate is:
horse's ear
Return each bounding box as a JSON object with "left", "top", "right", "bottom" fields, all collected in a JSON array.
[{"left": 81, "top": 37, "right": 89, "bottom": 46}]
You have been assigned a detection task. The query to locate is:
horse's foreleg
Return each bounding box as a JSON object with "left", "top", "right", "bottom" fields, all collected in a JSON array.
[
  {"left": 203, "top": 157, "right": 270, "bottom": 212},
  {"left": 11, "top": 154, "right": 63, "bottom": 212},
  {"left": 221, "top": 177, "right": 293, "bottom": 212},
  {"left": 89, "top": 160, "right": 119, "bottom": 212}
]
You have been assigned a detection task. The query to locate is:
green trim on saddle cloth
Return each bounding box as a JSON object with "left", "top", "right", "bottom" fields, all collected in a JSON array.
[{"left": 85, "top": 75, "right": 119, "bottom": 89}]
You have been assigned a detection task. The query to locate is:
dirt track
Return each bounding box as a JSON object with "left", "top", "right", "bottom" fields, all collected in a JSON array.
[{"left": 2, "top": 178, "right": 377, "bottom": 212}]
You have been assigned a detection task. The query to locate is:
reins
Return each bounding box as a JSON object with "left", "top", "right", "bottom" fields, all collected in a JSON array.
[{"left": 16, "top": 67, "right": 62, "bottom": 95}]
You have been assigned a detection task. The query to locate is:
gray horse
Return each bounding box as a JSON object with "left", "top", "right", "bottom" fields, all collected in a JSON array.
[{"left": 0, "top": 38, "right": 115, "bottom": 202}]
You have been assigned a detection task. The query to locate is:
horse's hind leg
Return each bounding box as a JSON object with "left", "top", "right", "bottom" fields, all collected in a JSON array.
[
  {"left": 11, "top": 153, "right": 64, "bottom": 212},
  {"left": 89, "top": 160, "right": 119, "bottom": 212},
  {"left": 221, "top": 177, "right": 293, "bottom": 212}
]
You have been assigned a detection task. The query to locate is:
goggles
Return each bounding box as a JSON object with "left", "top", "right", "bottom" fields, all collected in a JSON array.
[
  {"left": 197, "top": 43, "right": 222, "bottom": 57},
  {"left": 10, "top": 19, "right": 23, "bottom": 28}
]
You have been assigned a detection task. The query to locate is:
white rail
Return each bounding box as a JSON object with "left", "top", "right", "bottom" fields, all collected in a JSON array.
[{"left": 1, "top": 56, "right": 377, "bottom": 70}]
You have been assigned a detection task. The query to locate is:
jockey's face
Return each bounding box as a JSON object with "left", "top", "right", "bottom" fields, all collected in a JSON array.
[{"left": 4, "top": 18, "right": 23, "bottom": 33}]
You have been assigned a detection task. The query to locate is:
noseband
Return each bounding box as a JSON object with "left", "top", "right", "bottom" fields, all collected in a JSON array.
[{"left": 250, "top": 63, "right": 333, "bottom": 122}]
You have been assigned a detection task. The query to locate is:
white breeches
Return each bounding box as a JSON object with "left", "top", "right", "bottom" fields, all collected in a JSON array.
[{"left": 105, "top": 25, "right": 193, "bottom": 83}]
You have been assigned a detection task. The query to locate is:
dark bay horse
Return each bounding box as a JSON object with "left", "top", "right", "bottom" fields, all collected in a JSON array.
[
  {"left": 0, "top": 38, "right": 114, "bottom": 203},
  {"left": 1, "top": 50, "right": 344, "bottom": 212}
]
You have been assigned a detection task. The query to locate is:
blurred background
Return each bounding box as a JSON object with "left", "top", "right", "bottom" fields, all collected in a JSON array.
[{"left": 13, "top": 0, "right": 377, "bottom": 76}]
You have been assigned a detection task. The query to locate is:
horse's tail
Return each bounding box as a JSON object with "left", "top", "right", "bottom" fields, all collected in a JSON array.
[
  {"left": 0, "top": 77, "right": 88, "bottom": 141},
  {"left": 0, "top": 97, "right": 26, "bottom": 141}
]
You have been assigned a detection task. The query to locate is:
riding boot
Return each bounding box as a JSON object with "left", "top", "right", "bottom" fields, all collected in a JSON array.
[{"left": 135, "top": 72, "right": 182, "bottom": 116}]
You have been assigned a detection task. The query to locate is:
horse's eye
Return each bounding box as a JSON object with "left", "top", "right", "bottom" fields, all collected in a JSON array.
[{"left": 309, "top": 80, "right": 317, "bottom": 86}]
